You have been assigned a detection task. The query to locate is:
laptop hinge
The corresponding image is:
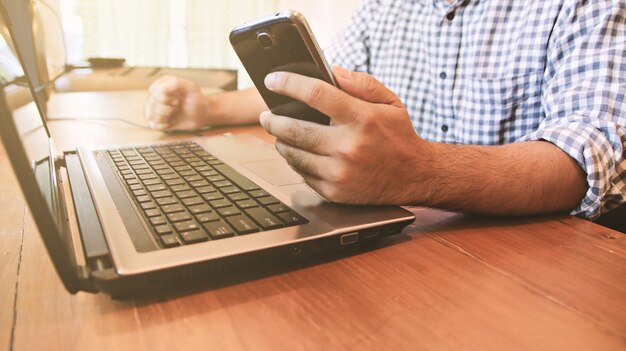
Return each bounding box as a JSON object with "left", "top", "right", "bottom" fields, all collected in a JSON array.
[{"left": 62, "top": 151, "right": 114, "bottom": 290}]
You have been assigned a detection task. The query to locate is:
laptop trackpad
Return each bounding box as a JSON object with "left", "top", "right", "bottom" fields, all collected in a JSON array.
[{"left": 241, "top": 159, "right": 304, "bottom": 186}]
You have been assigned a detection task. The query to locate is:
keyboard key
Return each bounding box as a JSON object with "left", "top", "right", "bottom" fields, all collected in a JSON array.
[
  {"left": 221, "top": 186, "right": 240, "bottom": 194},
  {"left": 196, "top": 185, "right": 217, "bottom": 194},
  {"left": 209, "top": 199, "right": 233, "bottom": 208},
  {"left": 170, "top": 184, "right": 191, "bottom": 192},
  {"left": 161, "top": 173, "right": 179, "bottom": 180},
  {"left": 167, "top": 212, "right": 191, "bottom": 223},
  {"left": 278, "top": 211, "right": 308, "bottom": 226},
  {"left": 203, "top": 220, "right": 235, "bottom": 239},
  {"left": 154, "top": 225, "right": 172, "bottom": 235},
  {"left": 190, "top": 180, "right": 210, "bottom": 187},
  {"left": 138, "top": 173, "right": 157, "bottom": 180},
  {"left": 152, "top": 190, "right": 173, "bottom": 198},
  {"left": 161, "top": 204, "right": 184, "bottom": 214},
  {"left": 135, "top": 168, "right": 152, "bottom": 175},
  {"left": 165, "top": 178, "right": 185, "bottom": 186},
  {"left": 141, "top": 202, "right": 156, "bottom": 210},
  {"left": 245, "top": 207, "right": 283, "bottom": 230},
  {"left": 143, "top": 179, "right": 162, "bottom": 186},
  {"left": 218, "top": 206, "right": 241, "bottom": 217},
  {"left": 202, "top": 192, "right": 223, "bottom": 201},
  {"left": 160, "top": 234, "right": 180, "bottom": 248},
  {"left": 257, "top": 196, "right": 280, "bottom": 206},
  {"left": 226, "top": 215, "right": 260, "bottom": 234},
  {"left": 129, "top": 183, "right": 143, "bottom": 191},
  {"left": 189, "top": 204, "right": 212, "bottom": 214},
  {"left": 249, "top": 190, "right": 270, "bottom": 198},
  {"left": 174, "top": 221, "right": 200, "bottom": 232},
  {"left": 268, "top": 203, "right": 290, "bottom": 213},
  {"left": 183, "top": 175, "right": 203, "bottom": 182},
  {"left": 156, "top": 197, "right": 177, "bottom": 206},
  {"left": 179, "top": 170, "right": 196, "bottom": 177},
  {"left": 213, "top": 164, "right": 261, "bottom": 191},
  {"left": 133, "top": 189, "right": 147, "bottom": 197},
  {"left": 207, "top": 175, "right": 225, "bottom": 182},
  {"left": 147, "top": 184, "right": 167, "bottom": 192},
  {"left": 180, "top": 230, "right": 209, "bottom": 244},
  {"left": 136, "top": 195, "right": 151, "bottom": 203},
  {"left": 176, "top": 190, "right": 196, "bottom": 199},
  {"left": 227, "top": 192, "right": 249, "bottom": 202},
  {"left": 236, "top": 200, "right": 258, "bottom": 209},
  {"left": 196, "top": 211, "right": 220, "bottom": 223},
  {"left": 214, "top": 180, "right": 233, "bottom": 188},
  {"left": 182, "top": 197, "right": 204, "bottom": 206},
  {"left": 150, "top": 216, "right": 166, "bottom": 226},
  {"left": 145, "top": 209, "right": 160, "bottom": 218}
]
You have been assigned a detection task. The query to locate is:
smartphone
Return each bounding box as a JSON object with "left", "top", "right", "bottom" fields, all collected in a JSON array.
[{"left": 230, "top": 10, "right": 337, "bottom": 125}]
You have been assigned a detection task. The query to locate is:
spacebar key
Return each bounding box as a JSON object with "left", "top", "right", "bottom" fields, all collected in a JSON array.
[
  {"left": 245, "top": 207, "right": 284, "bottom": 230},
  {"left": 213, "top": 164, "right": 260, "bottom": 191}
]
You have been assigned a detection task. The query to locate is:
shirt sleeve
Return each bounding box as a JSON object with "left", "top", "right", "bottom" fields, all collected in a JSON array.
[
  {"left": 517, "top": 0, "right": 626, "bottom": 219},
  {"left": 322, "top": 0, "right": 373, "bottom": 73}
]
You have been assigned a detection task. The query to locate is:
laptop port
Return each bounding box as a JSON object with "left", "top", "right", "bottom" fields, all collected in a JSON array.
[{"left": 340, "top": 232, "right": 359, "bottom": 246}]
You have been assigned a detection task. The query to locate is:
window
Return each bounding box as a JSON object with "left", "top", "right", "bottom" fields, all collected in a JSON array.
[{"left": 59, "top": 0, "right": 280, "bottom": 87}]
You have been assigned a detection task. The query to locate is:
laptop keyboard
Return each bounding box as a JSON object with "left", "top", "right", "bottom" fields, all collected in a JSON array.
[{"left": 105, "top": 141, "right": 308, "bottom": 249}]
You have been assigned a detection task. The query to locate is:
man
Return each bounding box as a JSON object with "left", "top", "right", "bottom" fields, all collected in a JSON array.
[{"left": 145, "top": 0, "right": 625, "bottom": 224}]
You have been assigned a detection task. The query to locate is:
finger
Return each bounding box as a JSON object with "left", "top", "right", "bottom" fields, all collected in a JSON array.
[
  {"left": 144, "top": 100, "right": 175, "bottom": 123},
  {"left": 301, "top": 176, "right": 335, "bottom": 203},
  {"left": 149, "top": 76, "right": 189, "bottom": 105},
  {"left": 260, "top": 111, "right": 333, "bottom": 155},
  {"left": 332, "top": 66, "right": 404, "bottom": 108},
  {"left": 274, "top": 140, "right": 334, "bottom": 180},
  {"left": 151, "top": 103, "right": 177, "bottom": 120},
  {"left": 264, "top": 72, "right": 362, "bottom": 124},
  {"left": 148, "top": 120, "right": 170, "bottom": 131}
]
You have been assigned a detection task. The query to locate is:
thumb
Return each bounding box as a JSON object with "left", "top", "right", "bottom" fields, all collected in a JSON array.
[{"left": 332, "top": 66, "right": 404, "bottom": 108}]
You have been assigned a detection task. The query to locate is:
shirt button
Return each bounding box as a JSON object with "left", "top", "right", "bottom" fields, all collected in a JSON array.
[
  {"left": 446, "top": 11, "right": 456, "bottom": 21},
  {"left": 439, "top": 71, "right": 447, "bottom": 79},
  {"left": 441, "top": 125, "right": 449, "bottom": 132}
]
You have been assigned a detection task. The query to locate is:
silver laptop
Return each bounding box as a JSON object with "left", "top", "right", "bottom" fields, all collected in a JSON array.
[{"left": 0, "top": 3, "right": 414, "bottom": 297}]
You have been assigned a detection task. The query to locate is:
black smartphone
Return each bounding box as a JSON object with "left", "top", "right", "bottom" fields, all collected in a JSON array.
[{"left": 230, "top": 10, "right": 337, "bottom": 125}]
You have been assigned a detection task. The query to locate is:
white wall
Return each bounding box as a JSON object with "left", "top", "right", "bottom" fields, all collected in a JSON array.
[{"left": 278, "top": 0, "right": 361, "bottom": 49}]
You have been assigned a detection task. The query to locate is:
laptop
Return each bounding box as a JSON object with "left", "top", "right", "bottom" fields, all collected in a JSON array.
[{"left": 0, "top": 3, "right": 415, "bottom": 297}]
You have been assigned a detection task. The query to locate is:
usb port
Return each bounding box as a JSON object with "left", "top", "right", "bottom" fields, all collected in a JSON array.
[{"left": 340, "top": 232, "right": 359, "bottom": 246}]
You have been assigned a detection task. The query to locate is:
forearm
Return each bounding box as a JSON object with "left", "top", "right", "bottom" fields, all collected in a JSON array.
[
  {"left": 206, "top": 87, "right": 267, "bottom": 125},
  {"left": 414, "top": 140, "right": 588, "bottom": 216}
]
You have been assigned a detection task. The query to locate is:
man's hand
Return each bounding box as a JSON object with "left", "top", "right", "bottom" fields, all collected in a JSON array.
[
  {"left": 260, "top": 66, "right": 588, "bottom": 215},
  {"left": 260, "top": 66, "right": 432, "bottom": 204},
  {"left": 145, "top": 75, "right": 211, "bottom": 131}
]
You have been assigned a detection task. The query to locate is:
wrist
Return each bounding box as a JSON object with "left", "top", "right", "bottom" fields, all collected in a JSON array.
[{"left": 400, "top": 136, "right": 441, "bottom": 206}]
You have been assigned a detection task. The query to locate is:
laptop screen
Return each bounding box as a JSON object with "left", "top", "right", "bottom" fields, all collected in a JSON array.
[{"left": 1, "top": 0, "right": 50, "bottom": 119}]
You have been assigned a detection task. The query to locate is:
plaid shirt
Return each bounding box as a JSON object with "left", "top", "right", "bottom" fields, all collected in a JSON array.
[{"left": 324, "top": 0, "right": 626, "bottom": 219}]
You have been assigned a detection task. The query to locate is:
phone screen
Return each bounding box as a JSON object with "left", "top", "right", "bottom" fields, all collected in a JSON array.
[{"left": 231, "top": 15, "right": 334, "bottom": 125}]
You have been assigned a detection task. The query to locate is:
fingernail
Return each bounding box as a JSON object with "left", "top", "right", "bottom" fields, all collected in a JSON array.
[
  {"left": 259, "top": 111, "right": 271, "bottom": 127},
  {"left": 332, "top": 65, "right": 351, "bottom": 80},
  {"left": 265, "top": 73, "right": 278, "bottom": 90}
]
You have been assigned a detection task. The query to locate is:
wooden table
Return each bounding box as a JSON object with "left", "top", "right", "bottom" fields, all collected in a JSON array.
[{"left": 1, "top": 91, "right": 625, "bottom": 351}]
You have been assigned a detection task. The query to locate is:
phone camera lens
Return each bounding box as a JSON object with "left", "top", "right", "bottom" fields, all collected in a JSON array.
[{"left": 257, "top": 32, "right": 275, "bottom": 49}]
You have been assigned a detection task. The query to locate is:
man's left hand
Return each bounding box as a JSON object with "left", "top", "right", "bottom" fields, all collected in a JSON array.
[{"left": 260, "top": 66, "right": 433, "bottom": 205}]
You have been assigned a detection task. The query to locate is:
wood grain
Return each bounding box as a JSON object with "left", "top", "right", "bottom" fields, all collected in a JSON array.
[
  {"left": 0, "top": 142, "right": 27, "bottom": 351},
  {"left": 2, "top": 92, "right": 625, "bottom": 351}
]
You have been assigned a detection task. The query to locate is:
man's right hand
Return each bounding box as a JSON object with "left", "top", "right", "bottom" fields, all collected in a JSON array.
[{"left": 145, "top": 75, "right": 211, "bottom": 131}]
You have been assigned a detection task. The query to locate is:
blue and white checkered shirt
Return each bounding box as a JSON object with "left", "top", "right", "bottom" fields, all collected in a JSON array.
[{"left": 324, "top": 0, "right": 626, "bottom": 219}]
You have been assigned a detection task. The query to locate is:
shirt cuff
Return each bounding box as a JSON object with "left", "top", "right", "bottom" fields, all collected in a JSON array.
[{"left": 517, "top": 120, "right": 626, "bottom": 219}]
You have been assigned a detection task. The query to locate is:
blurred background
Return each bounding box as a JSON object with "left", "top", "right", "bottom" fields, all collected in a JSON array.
[{"left": 34, "top": 0, "right": 361, "bottom": 88}]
